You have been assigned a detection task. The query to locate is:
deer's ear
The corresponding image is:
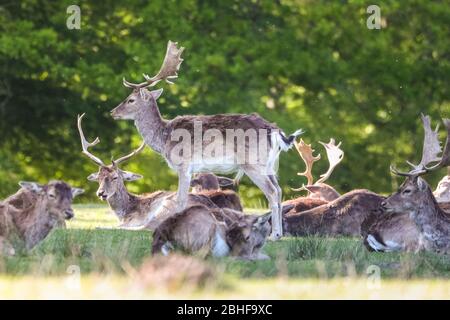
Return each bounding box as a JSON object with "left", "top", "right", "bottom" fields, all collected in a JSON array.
[
  {"left": 71, "top": 188, "right": 84, "bottom": 198},
  {"left": 190, "top": 178, "right": 200, "bottom": 187},
  {"left": 121, "top": 170, "right": 143, "bottom": 182},
  {"left": 150, "top": 88, "right": 163, "bottom": 100},
  {"left": 19, "top": 181, "right": 44, "bottom": 194},
  {"left": 87, "top": 173, "right": 99, "bottom": 181}
]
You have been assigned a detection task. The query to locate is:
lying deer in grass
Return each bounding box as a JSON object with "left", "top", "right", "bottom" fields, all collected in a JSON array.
[
  {"left": 190, "top": 173, "right": 243, "bottom": 211},
  {"left": 0, "top": 180, "right": 83, "bottom": 255},
  {"left": 78, "top": 114, "right": 222, "bottom": 229},
  {"left": 365, "top": 114, "right": 450, "bottom": 254},
  {"left": 110, "top": 41, "right": 303, "bottom": 239},
  {"left": 283, "top": 189, "right": 385, "bottom": 237},
  {"left": 152, "top": 204, "right": 271, "bottom": 260},
  {"left": 282, "top": 139, "right": 344, "bottom": 214}
]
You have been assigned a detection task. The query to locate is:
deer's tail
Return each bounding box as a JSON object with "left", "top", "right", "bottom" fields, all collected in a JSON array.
[{"left": 277, "top": 129, "right": 305, "bottom": 151}]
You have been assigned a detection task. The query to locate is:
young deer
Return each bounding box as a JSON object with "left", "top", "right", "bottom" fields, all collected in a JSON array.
[
  {"left": 190, "top": 173, "right": 243, "bottom": 211},
  {"left": 366, "top": 114, "right": 450, "bottom": 254},
  {"left": 78, "top": 114, "right": 220, "bottom": 229},
  {"left": 1, "top": 180, "right": 83, "bottom": 254},
  {"left": 152, "top": 204, "right": 271, "bottom": 260},
  {"left": 282, "top": 139, "right": 344, "bottom": 215},
  {"left": 110, "top": 41, "right": 304, "bottom": 239}
]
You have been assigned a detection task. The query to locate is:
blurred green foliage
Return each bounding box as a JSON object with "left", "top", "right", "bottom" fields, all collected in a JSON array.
[{"left": 0, "top": 0, "right": 449, "bottom": 205}]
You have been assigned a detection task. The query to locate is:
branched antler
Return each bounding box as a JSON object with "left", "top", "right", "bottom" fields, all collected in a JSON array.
[
  {"left": 77, "top": 113, "right": 105, "bottom": 167},
  {"left": 78, "top": 114, "right": 145, "bottom": 167},
  {"left": 391, "top": 115, "right": 450, "bottom": 177},
  {"left": 291, "top": 139, "right": 321, "bottom": 191},
  {"left": 123, "top": 40, "right": 185, "bottom": 89},
  {"left": 316, "top": 139, "right": 344, "bottom": 184}
]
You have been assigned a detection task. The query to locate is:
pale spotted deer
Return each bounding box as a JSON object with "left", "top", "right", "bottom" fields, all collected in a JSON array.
[
  {"left": 110, "top": 41, "right": 304, "bottom": 239},
  {"left": 0, "top": 180, "right": 83, "bottom": 254}
]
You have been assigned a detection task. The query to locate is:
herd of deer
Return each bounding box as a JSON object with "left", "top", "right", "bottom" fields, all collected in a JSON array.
[{"left": 1, "top": 41, "right": 450, "bottom": 260}]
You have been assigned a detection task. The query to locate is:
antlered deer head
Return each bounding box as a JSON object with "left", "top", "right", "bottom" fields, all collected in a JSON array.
[
  {"left": 77, "top": 113, "right": 145, "bottom": 201},
  {"left": 111, "top": 41, "right": 184, "bottom": 120},
  {"left": 383, "top": 114, "right": 450, "bottom": 218}
]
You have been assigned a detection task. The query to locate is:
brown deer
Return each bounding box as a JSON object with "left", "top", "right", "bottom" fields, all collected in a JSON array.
[
  {"left": 283, "top": 189, "right": 385, "bottom": 237},
  {"left": 190, "top": 173, "right": 243, "bottom": 211},
  {"left": 78, "top": 114, "right": 222, "bottom": 229},
  {"left": 434, "top": 169, "right": 450, "bottom": 203},
  {"left": 282, "top": 139, "right": 344, "bottom": 215},
  {"left": 366, "top": 114, "right": 450, "bottom": 254},
  {"left": 151, "top": 204, "right": 271, "bottom": 260},
  {"left": 110, "top": 41, "right": 304, "bottom": 239},
  {"left": 0, "top": 180, "right": 83, "bottom": 254}
]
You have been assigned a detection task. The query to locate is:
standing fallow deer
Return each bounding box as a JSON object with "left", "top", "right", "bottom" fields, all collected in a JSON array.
[
  {"left": 0, "top": 180, "right": 83, "bottom": 254},
  {"left": 110, "top": 41, "right": 304, "bottom": 239},
  {"left": 78, "top": 114, "right": 222, "bottom": 229},
  {"left": 152, "top": 204, "right": 271, "bottom": 260},
  {"left": 366, "top": 114, "right": 450, "bottom": 254},
  {"left": 190, "top": 173, "right": 243, "bottom": 211}
]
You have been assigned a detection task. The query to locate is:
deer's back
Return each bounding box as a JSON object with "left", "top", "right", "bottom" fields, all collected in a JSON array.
[{"left": 284, "top": 190, "right": 385, "bottom": 236}]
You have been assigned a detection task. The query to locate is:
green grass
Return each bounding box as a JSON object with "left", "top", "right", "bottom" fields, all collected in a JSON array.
[{"left": 1, "top": 204, "right": 450, "bottom": 299}]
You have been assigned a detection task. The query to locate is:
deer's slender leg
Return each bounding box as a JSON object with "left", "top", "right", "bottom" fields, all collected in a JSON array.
[
  {"left": 242, "top": 167, "right": 283, "bottom": 240},
  {"left": 268, "top": 174, "right": 283, "bottom": 235},
  {"left": 175, "top": 168, "right": 191, "bottom": 212}
]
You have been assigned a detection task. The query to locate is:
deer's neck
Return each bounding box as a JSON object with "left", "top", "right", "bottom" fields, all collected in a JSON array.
[
  {"left": 134, "top": 104, "right": 167, "bottom": 154},
  {"left": 413, "top": 188, "right": 450, "bottom": 245},
  {"left": 107, "top": 183, "right": 137, "bottom": 219}
]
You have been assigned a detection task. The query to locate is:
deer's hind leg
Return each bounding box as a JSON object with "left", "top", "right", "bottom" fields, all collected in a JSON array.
[{"left": 242, "top": 167, "right": 283, "bottom": 240}]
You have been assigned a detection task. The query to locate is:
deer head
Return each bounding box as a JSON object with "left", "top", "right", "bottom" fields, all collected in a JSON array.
[
  {"left": 18, "top": 180, "right": 84, "bottom": 221},
  {"left": 77, "top": 114, "right": 145, "bottom": 201},
  {"left": 383, "top": 114, "right": 450, "bottom": 217},
  {"left": 226, "top": 213, "right": 271, "bottom": 258},
  {"left": 110, "top": 41, "right": 184, "bottom": 120},
  {"left": 292, "top": 138, "right": 344, "bottom": 201},
  {"left": 190, "top": 173, "right": 235, "bottom": 193}
]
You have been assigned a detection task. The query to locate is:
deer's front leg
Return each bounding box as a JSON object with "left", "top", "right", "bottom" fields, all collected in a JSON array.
[{"left": 175, "top": 169, "right": 191, "bottom": 212}]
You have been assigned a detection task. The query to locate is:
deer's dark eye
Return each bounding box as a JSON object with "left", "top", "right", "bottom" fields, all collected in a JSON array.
[
  {"left": 128, "top": 99, "right": 135, "bottom": 104},
  {"left": 403, "top": 189, "right": 412, "bottom": 195},
  {"left": 48, "top": 194, "right": 56, "bottom": 199},
  {"left": 112, "top": 177, "right": 118, "bottom": 181}
]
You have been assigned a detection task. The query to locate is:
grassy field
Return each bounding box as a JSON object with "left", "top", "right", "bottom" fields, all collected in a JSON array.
[{"left": 1, "top": 204, "right": 450, "bottom": 299}]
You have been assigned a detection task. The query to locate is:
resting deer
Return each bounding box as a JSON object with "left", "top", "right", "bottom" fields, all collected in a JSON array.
[
  {"left": 110, "top": 41, "right": 304, "bottom": 239},
  {"left": 0, "top": 180, "right": 83, "bottom": 254},
  {"left": 190, "top": 173, "right": 243, "bottom": 211},
  {"left": 283, "top": 189, "right": 385, "bottom": 237},
  {"left": 152, "top": 204, "right": 271, "bottom": 260},
  {"left": 366, "top": 114, "right": 450, "bottom": 254},
  {"left": 78, "top": 114, "right": 222, "bottom": 229},
  {"left": 434, "top": 169, "right": 450, "bottom": 203},
  {"left": 282, "top": 139, "right": 344, "bottom": 215}
]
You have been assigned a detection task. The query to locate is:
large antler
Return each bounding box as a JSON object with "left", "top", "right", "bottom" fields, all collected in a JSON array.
[
  {"left": 113, "top": 142, "right": 146, "bottom": 166},
  {"left": 316, "top": 139, "right": 344, "bottom": 184},
  {"left": 77, "top": 113, "right": 105, "bottom": 167},
  {"left": 391, "top": 115, "right": 450, "bottom": 177},
  {"left": 123, "top": 40, "right": 185, "bottom": 89},
  {"left": 291, "top": 139, "right": 321, "bottom": 191}
]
